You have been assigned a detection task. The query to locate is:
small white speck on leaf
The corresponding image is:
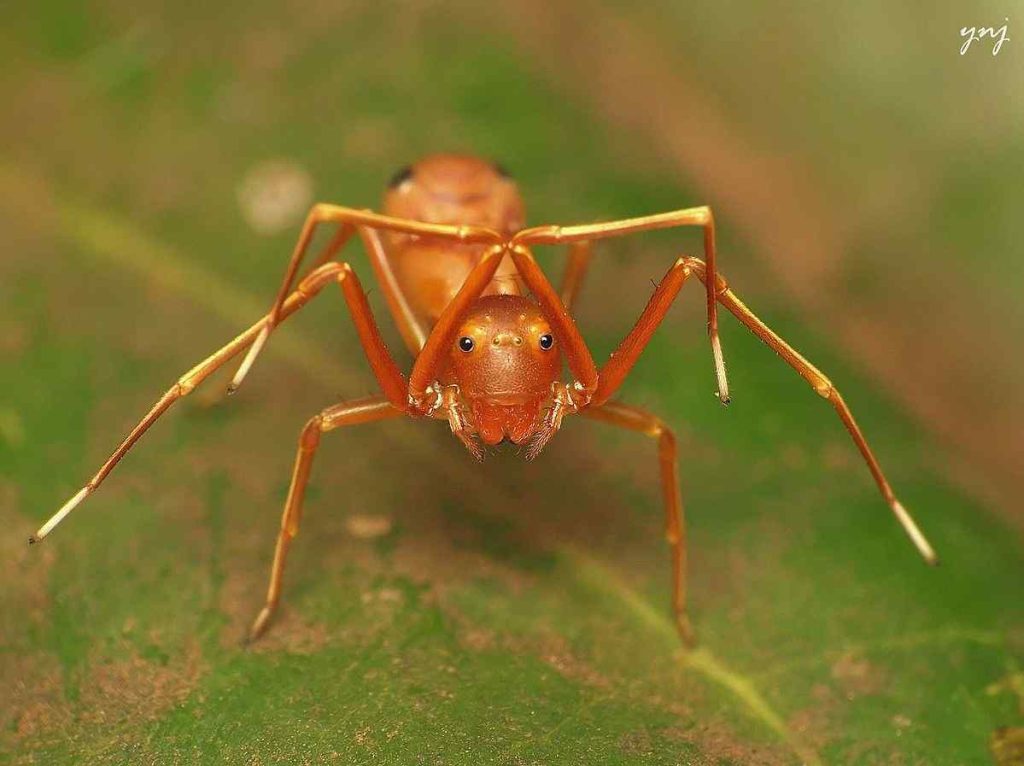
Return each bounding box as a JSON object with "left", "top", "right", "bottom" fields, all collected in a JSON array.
[
  {"left": 346, "top": 513, "right": 394, "bottom": 539},
  {"left": 237, "top": 159, "right": 313, "bottom": 235}
]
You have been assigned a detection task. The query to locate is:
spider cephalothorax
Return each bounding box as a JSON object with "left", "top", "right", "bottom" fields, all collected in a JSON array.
[
  {"left": 34, "top": 153, "right": 937, "bottom": 648},
  {"left": 433, "top": 293, "right": 566, "bottom": 458}
]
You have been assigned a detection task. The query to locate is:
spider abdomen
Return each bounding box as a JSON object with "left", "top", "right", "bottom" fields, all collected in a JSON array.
[{"left": 382, "top": 154, "right": 526, "bottom": 325}]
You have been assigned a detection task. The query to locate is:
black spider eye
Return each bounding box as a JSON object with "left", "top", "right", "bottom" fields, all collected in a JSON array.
[
  {"left": 458, "top": 336, "right": 475, "bottom": 352},
  {"left": 539, "top": 334, "right": 554, "bottom": 350},
  {"left": 493, "top": 161, "right": 512, "bottom": 179},
  {"left": 388, "top": 164, "right": 413, "bottom": 188}
]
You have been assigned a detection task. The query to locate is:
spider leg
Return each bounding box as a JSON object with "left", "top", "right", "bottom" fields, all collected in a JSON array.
[
  {"left": 31, "top": 262, "right": 409, "bottom": 544},
  {"left": 692, "top": 259, "right": 937, "bottom": 563},
  {"left": 356, "top": 226, "right": 429, "bottom": 354},
  {"left": 595, "top": 256, "right": 937, "bottom": 564},
  {"left": 310, "top": 221, "right": 356, "bottom": 272},
  {"left": 230, "top": 203, "right": 502, "bottom": 392},
  {"left": 247, "top": 396, "right": 402, "bottom": 642},
  {"left": 509, "top": 245, "right": 598, "bottom": 400},
  {"left": 592, "top": 256, "right": 703, "bottom": 404},
  {"left": 559, "top": 241, "right": 593, "bottom": 312},
  {"left": 514, "top": 206, "right": 728, "bottom": 404},
  {"left": 228, "top": 221, "right": 355, "bottom": 392},
  {"left": 582, "top": 401, "right": 693, "bottom": 646},
  {"left": 407, "top": 244, "right": 508, "bottom": 407}
]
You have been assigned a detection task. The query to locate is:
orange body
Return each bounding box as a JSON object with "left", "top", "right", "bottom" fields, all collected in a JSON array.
[{"left": 382, "top": 155, "right": 560, "bottom": 447}]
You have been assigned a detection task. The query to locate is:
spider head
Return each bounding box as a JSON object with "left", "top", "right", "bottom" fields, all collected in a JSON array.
[{"left": 444, "top": 294, "right": 562, "bottom": 451}]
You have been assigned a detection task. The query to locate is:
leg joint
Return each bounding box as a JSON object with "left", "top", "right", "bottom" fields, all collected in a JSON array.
[
  {"left": 643, "top": 419, "right": 668, "bottom": 439},
  {"left": 310, "top": 202, "right": 334, "bottom": 221},
  {"left": 675, "top": 256, "right": 730, "bottom": 291},
  {"left": 297, "top": 261, "right": 345, "bottom": 294},
  {"left": 810, "top": 373, "right": 835, "bottom": 399},
  {"left": 299, "top": 415, "right": 324, "bottom": 448},
  {"left": 171, "top": 377, "right": 192, "bottom": 397}
]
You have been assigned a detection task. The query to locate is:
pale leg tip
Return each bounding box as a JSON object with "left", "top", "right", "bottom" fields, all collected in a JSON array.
[
  {"left": 710, "top": 334, "right": 729, "bottom": 406},
  {"left": 227, "top": 368, "right": 249, "bottom": 394},
  {"left": 247, "top": 608, "right": 273, "bottom": 644},
  {"left": 891, "top": 499, "right": 938, "bottom": 565},
  {"left": 230, "top": 324, "right": 270, "bottom": 395}
]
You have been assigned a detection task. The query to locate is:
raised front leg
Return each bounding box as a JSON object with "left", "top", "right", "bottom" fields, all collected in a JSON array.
[
  {"left": 230, "top": 203, "right": 504, "bottom": 391},
  {"left": 407, "top": 244, "right": 508, "bottom": 409},
  {"left": 509, "top": 245, "right": 598, "bottom": 401},
  {"left": 593, "top": 256, "right": 937, "bottom": 565},
  {"left": 513, "top": 206, "right": 728, "bottom": 403},
  {"left": 30, "top": 261, "right": 408, "bottom": 544}
]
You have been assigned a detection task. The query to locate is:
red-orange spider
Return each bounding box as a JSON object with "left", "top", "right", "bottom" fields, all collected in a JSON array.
[{"left": 30, "top": 154, "right": 937, "bottom": 645}]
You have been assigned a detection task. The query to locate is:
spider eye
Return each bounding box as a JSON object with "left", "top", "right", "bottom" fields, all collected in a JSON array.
[
  {"left": 539, "top": 334, "right": 554, "bottom": 350},
  {"left": 388, "top": 164, "right": 413, "bottom": 188},
  {"left": 458, "top": 336, "right": 475, "bottom": 352}
]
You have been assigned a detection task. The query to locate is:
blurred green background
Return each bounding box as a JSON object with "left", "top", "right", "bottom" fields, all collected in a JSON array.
[{"left": 2, "top": 2, "right": 1022, "bottom": 764}]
